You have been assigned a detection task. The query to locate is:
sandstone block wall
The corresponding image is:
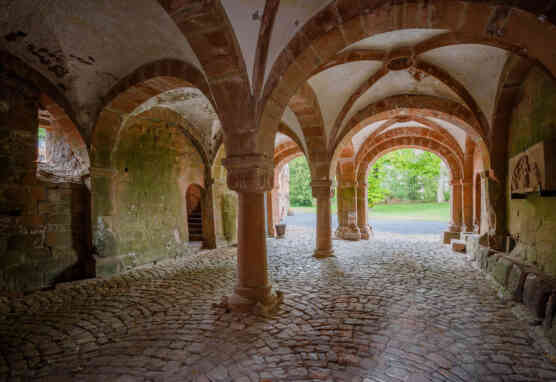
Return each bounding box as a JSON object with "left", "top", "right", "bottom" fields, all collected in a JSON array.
[
  {"left": 92, "top": 112, "right": 205, "bottom": 274},
  {"left": 0, "top": 78, "right": 88, "bottom": 292},
  {"left": 507, "top": 67, "right": 556, "bottom": 276}
]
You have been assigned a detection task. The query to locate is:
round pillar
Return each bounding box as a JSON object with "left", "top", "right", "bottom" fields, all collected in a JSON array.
[
  {"left": 222, "top": 154, "right": 282, "bottom": 313},
  {"left": 311, "top": 180, "right": 334, "bottom": 258},
  {"left": 357, "top": 182, "right": 372, "bottom": 240}
]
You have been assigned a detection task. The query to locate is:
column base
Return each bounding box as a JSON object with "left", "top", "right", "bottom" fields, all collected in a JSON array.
[
  {"left": 442, "top": 231, "right": 461, "bottom": 244},
  {"left": 220, "top": 286, "right": 284, "bottom": 317},
  {"left": 335, "top": 225, "right": 361, "bottom": 241},
  {"left": 313, "top": 248, "right": 334, "bottom": 258},
  {"left": 448, "top": 224, "right": 462, "bottom": 233},
  {"left": 358, "top": 225, "right": 373, "bottom": 240}
]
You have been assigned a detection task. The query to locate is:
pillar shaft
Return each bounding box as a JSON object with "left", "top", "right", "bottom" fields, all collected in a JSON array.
[
  {"left": 202, "top": 177, "right": 217, "bottom": 249},
  {"left": 449, "top": 181, "right": 463, "bottom": 232},
  {"left": 462, "top": 181, "right": 474, "bottom": 232},
  {"left": 236, "top": 191, "right": 269, "bottom": 296},
  {"left": 357, "top": 182, "right": 372, "bottom": 240},
  {"left": 312, "top": 180, "right": 334, "bottom": 258},
  {"left": 266, "top": 190, "right": 275, "bottom": 237},
  {"left": 222, "top": 154, "right": 282, "bottom": 312}
]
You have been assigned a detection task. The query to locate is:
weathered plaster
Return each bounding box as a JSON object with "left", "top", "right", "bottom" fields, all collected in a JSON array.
[
  {"left": 0, "top": 0, "right": 202, "bottom": 117},
  {"left": 264, "top": 0, "right": 332, "bottom": 84},
  {"left": 221, "top": 0, "right": 265, "bottom": 90},
  {"left": 341, "top": 29, "right": 448, "bottom": 53},
  {"left": 419, "top": 44, "right": 510, "bottom": 126},
  {"left": 341, "top": 69, "right": 465, "bottom": 134},
  {"left": 308, "top": 61, "right": 383, "bottom": 139}
]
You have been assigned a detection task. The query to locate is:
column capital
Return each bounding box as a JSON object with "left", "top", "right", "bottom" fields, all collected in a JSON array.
[
  {"left": 222, "top": 154, "right": 273, "bottom": 193},
  {"left": 311, "top": 179, "right": 334, "bottom": 199}
]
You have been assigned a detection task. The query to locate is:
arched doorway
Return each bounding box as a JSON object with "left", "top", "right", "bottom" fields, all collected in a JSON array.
[{"left": 186, "top": 184, "right": 204, "bottom": 242}]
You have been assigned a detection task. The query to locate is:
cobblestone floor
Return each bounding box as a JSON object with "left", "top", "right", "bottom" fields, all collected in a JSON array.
[{"left": 2, "top": 227, "right": 556, "bottom": 381}]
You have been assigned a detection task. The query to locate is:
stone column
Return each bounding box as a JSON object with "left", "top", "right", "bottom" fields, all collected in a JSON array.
[
  {"left": 221, "top": 154, "right": 282, "bottom": 313},
  {"left": 357, "top": 182, "right": 372, "bottom": 240},
  {"left": 482, "top": 170, "right": 507, "bottom": 251},
  {"left": 201, "top": 177, "right": 217, "bottom": 249},
  {"left": 462, "top": 180, "right": 474, "bottom": 232},
  {"left": 443, "top": 179, "right": 463, "bottom": 244},
  {"left": 312, "top": 180, "right": 335, "bottom": 258},
  {"left": 448, "top": 180, "right": 463, "bottom": 233},
  {"left": 266, "top": 191, "right": 275, "bottom": 237},
  {"left": 335, "top": 184, "right": 361, "bottom": 241}
]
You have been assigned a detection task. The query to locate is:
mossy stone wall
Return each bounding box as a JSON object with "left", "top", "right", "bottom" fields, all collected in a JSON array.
[{"left": 507, "top": 67, "right": 556, "bottom": 276}]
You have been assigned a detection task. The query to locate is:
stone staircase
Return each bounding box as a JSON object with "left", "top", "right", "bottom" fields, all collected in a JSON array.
[{"left": 188, "top": 208, "right": 203, "bottom": 242}]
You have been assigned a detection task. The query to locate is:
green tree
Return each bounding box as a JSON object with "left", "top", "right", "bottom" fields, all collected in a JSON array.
[
  {"left": 289, "top": 156, "right": 313, "bottom": 206},
  {"left": 367, "top": 156, "right": 389, "bottom": 207},
  {"left": 368, "top": 149, "right": 442, "bottom": 203}
]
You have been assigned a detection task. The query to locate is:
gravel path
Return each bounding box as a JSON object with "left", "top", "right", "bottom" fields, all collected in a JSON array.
[{"left": 285, "top": 213, "right": 448, "bottom": 235}]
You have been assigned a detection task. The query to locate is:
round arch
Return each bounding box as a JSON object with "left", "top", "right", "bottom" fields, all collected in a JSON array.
[
  {"left": 91, "top": 59, "right": 213, "bottom": 169},
  {"left": 355, "top": 126, "right": 464, "bottom": 172},
  {"left": 258, "top": 1, "right": 556, "bottom": 161},
  {"left": 356, "top": 137, "right": 463, "bottom": 184}
]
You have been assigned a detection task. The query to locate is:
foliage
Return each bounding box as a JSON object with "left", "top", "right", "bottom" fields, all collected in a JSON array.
[
  {"left": 289, "top": 156, "right": 313, "bottom": 207},
  {"left": 367, "top": 149, "right": 444, "bottom": 204},
  {"left": 367, "top": 157, "right": 389, "bottom": 208}
]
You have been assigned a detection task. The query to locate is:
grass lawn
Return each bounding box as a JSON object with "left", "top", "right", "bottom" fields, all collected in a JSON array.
[
  {"left": 369, "top": 202, "right": 449, "bottom": 221},
  {"left": 291, "top": 202, "right": 449, "bottom": 221}
]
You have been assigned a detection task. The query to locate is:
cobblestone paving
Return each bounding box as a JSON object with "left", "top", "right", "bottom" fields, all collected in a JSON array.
[{"left": 2, "top": 227, "right": 556, "bottom": 381}]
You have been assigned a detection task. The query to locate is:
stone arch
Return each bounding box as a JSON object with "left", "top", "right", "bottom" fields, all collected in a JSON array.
[
  {"left": 259, "top": 1, "right": 556, "bottom": 154},
  {"left": 91, "top": 106, "right": 208, "bottom": 273},
  {"left": 91, "top": 60, "right": 213, "bottom": 169},
  {"left": 356, "top": 136, "right": 463, "bottom": 184},
  {"left": 186, "top": 183, "right": 204, "bottom": 242},
  {"left": 271, "top": 141, "right": 305, "bottom": 234},
  {"left": 288, "top": 82, "right": 327, "bottom": 166},
  {"left": 156, "top": 0, "right": 253, "bottom": 136},
  {"left": 325, "top": 59, "right": 489, "bottom": 149},
  {"left": 337, "top": 94, "right": 484, "bottom": 150},
  {"left": 355, "top": 126, "right": 464, "bottom": 173},
  {"left": 0, "top": 51, "right": 85, "bottom": 144},
  {"left": 38, "top": 94, "right": 91, "bottom": 179}
]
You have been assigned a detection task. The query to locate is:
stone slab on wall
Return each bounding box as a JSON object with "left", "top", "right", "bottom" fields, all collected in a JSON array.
[{"left": 508, "top": 66, "right": 556, "bottom": 276}]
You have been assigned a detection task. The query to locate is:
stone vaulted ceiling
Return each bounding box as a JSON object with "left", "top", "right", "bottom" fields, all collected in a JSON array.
[{"left": 2, "top": 0, "right": 555, "bottom": 173}]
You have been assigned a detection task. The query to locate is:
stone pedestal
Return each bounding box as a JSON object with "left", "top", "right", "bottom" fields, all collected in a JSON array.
[
  {"left": 221, "top": 154, "right": 282, "bottom": 313},
  {"left": 312, "top": 180, "right": 334, "bottom": 258},
  {"left": 336, "top": 184, "right": 361, "bottom": 241},
  {"left": 356, "top": 181, "right": 372, "bottom": 240}
]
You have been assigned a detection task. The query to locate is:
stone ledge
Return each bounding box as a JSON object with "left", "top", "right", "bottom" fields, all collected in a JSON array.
[{"left": 468, "top": 238, "right": 556, "bottom": 348}]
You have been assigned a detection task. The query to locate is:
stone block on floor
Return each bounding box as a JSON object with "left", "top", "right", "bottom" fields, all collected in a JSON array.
[
  {"left": 442, "top": 231, "right": 460, "bottom": 244},
  {"left": 507, "top": 263, "right": 528, "bottom": 302},
  {"left": 486, "top": 253, "right": 501, "bottom": 274},
  {"left": 523, "top": 273, "right": 555, "bottom": 319},
  {"left": 544, "top": 293, "right": 556, "bottom": 329},
  {"left": 492, "top": 257, "right": 514, "bottom": 287},
  {"left": 451, "top": 239, "right": 466, "bottom": 253}
]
